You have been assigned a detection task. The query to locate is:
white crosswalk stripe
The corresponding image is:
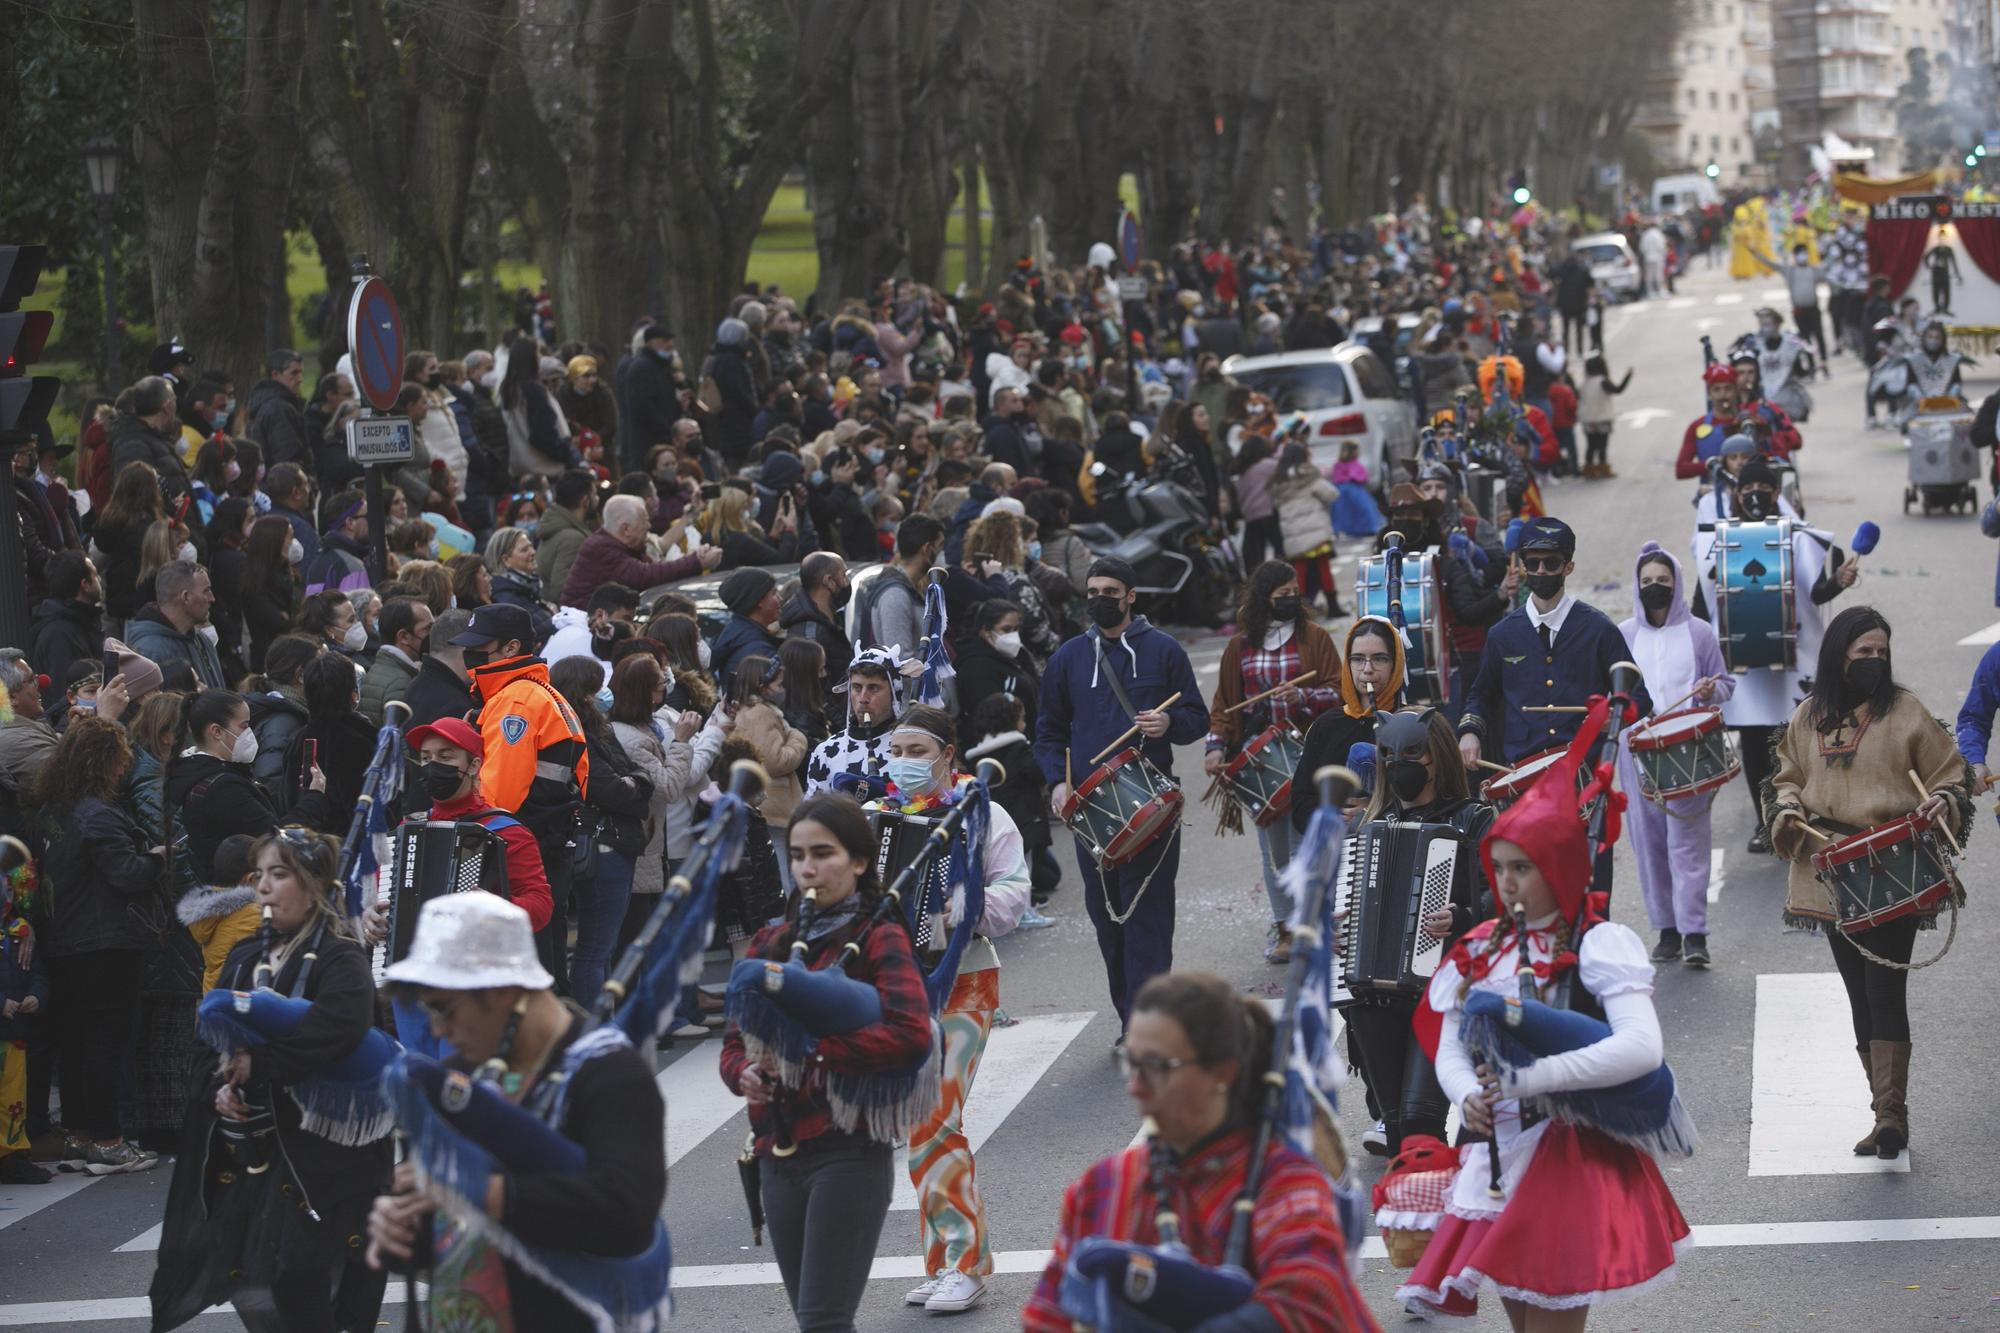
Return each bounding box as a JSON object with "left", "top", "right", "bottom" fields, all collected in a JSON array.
[
  {"left": 1750, "top": 972, "right": 1908, "bottom": 1176},
  {"left": 1707, "top": 846, "right": 1726, "bottom": 903}
]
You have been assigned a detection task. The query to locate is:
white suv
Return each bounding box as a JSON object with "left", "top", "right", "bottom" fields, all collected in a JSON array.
[
  {"left": 1221, "top": 344, "right": 1418, "bottom": 492},
  {"left": 1571, "top": 231, "right": 1643, "bottom": 301}
]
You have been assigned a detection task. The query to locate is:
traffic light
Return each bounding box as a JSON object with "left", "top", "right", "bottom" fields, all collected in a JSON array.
[
  {"left": 1507, "top": 170, "right": 1530, "bottom": 205},
  {"left": 1704, "top": 162, "right": 1721, "bottom": 179},
  {"left": 0, "top": 245, "right": 58, "bottom": 441}
]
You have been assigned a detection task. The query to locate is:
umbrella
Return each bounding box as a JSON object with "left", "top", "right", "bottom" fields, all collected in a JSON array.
[{"left": 737, "top": 1132, "right": 765, "bottom": 1244}]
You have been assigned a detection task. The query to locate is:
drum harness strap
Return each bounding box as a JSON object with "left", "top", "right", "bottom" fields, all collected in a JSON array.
[
  {"left": 1803, "top": 814, "right": 1963, "bottom": 971},
  {"left": 1089, "top": 636, "right": 1183, "bottom": 927}
]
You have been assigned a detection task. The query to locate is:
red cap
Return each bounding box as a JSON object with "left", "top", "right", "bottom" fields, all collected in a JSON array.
[
  {"left": 1058, "top": 325, "right": 1085, "bottom": 345},
  {"left": 1703, "top": 363, "right": 1737, "bottom": 386},
  {"left": 407, "top": 717, "right": 483, "bottom": 758}
]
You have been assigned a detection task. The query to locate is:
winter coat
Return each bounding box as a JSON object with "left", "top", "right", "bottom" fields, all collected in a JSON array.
[
  {"left": 778, "top": 592, "right": 852, "bottom": 686},
  {"left": 358, "top": 646, "right": 420, "bottom": 726},
  {"left": 166, "top": 751, "right": 325, "bottom": 882},
  {"left": 955, "top": 635, "right": 1041, "bottom": 738},
  {"left": 247, "top": 688, "right": 310, "bottom": 793},
  {"left": 704, "top": 342, "right": 759, "bottom": 463},
  {"left": 534, "top": 504, "right": 593, "bottom": 603},
  {"left": 106, "top": 413, "right": 192, "bottom": 499},
  {"left": 610, "top": 718, "right": 694, "bottom": 896},
  {"left": 0, "top": 715, "right": 57, "bottom": 800},
  {"left": 402, "top": 656, "right": 476, "bottom": 732},
  {"left": 559, "top": 529, "right": 703, "bottom": 610},
  {"left": 40, "top": 796, "right": 165, "bottom": 957},
  {"left": 176, "top": 881, "right": 260, "bottom": 993},
  {"left": 733, "top": 699, "right": 808, "bottom": 825},
  {"left": 710, "top": 615, "right": 783, "bottom": 696},
  {"left": 29, "top": 597, "right": 102, "bottom": 696},
  {"left": 124, "top": 604, "right": 228, "bottom": 691},
  {"left": 90, "top": 512, "right": 152, "bottom": 621},
  {"left": 503, "top": 381, "right": 575, "bottom": 478},
  {"left": 489, "top": 569, "right": 557, "bottom": 644},
  {"left": 243, "top": 563, "right": 300, "bottom": 672},
  {"left": 1236, "top": 457, "right": 1279, "bottom": 521},
  {"left": 620, "top": 351, "right": 684, "bottom": 460},
  {"left": 1271, "top": 468, "right": 1338, "bottom": 557},
  {"left": 966, "top": 730, "right": 1050, "bottom": 854},
  {"left": 1033, "top": 617, "right": 1210, "bottom": 785},
  {"left": 245, "top": 378, "right": 313, "bottom": 471},
  {"left": 1041, "top": 531, "right": 1094, "bottom": 602}
]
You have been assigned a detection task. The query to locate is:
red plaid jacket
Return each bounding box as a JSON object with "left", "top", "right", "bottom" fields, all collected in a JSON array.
[
  {"left": 718, "top": 911, "right": 933, "bottom": 1154},
  {"left": 1023, "top": 1129, "right": 1381, "bottom": 1333}
]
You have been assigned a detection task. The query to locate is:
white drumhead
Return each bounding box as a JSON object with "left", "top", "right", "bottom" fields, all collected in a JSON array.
[{"left": 1638, "top": 710, "right": 1716, "bottom": 742}]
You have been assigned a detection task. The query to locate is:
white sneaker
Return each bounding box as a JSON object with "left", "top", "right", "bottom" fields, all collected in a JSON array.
[
  {"left": 925, "top": 1272, "right": 986, "bottom": 1313},
  {"left": 904, "top": 1276, "right": 941, "bottom": 1306},
  {"left": 670, "top": 1021, "right": 709, "bottom": 1040},
  {"left": 1362, "top": 1120, "right": 1389, "bottom": 1155}
]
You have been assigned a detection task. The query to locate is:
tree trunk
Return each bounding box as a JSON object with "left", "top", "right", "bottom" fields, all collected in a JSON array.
[
  {"left": 811, "top": 1, "right": 907, "bottom": 305},
  {"left": 960, "top": 140, "right": 984, "bottom": 293}
]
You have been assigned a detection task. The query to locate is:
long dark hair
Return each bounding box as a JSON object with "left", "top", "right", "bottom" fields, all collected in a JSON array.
[
  {"left": 499, "top": 336, "right": 539, "bottom": 410},
  {"left": 777, "top": 637, "right": 825, "bottom": 722},
  {"left": 548, "top": 656, "right": 614, "bottom": 747},
  {"left": 1810, "top": 605, "right": 1898, "bottom": 732},
  {"left": 766, "top": 794, "right": 885, "bottom": 960},
  {"left": 1235, "top": 559, "right": 1302, "bottom": 648},
  {"left": 1131, "top": 971, "right": 1274, "bottom": 1129}
]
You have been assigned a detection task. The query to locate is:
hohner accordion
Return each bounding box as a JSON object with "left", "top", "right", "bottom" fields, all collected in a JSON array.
[
  {"left": 869, "top": 805, "right": 951, "bottom": 953},
  {"left": 374, "top": 819, "right": 510, "bottom": 980},
  {"left": 1330, "top": 820, "right": 1463, "bottom": 1003}
]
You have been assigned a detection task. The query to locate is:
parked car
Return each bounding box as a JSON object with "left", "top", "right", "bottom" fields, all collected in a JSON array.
[
  {"left": 1222, "top": 343, "right": 1419, "bottom": 493},
  {"left": 1571, "top": 231, "right": 1643, "bottom": 301}
]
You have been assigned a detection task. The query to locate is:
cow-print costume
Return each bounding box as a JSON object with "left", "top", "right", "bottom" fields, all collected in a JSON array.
[{"left": 804, "top": 722, "right": 896, "bottom": 797}]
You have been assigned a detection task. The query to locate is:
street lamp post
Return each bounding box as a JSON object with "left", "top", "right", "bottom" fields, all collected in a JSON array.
[{"left": 82, "top": 139, "right": 121, "bottom": 390}]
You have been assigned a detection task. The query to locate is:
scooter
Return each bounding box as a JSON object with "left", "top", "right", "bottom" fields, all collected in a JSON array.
[{"left": 1074, "top": 445, "right": 1238, "bottom": 627}]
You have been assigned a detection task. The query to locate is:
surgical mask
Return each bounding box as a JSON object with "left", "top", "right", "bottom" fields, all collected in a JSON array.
[
  {"left": 1525, "top": 571, "right": 1565, "bottom": 600},
  {"left": 519, "top": 519, "right": 539, "bottom": 537},
  {"left": 176, "top": 541, "right": 197, "bottom": 563},
  {"left": 1271, "top": 595, "right": 1301, "bottom": 620},
  {"left": 1386, "top": 759, "right": 1429, "bottom": 803},
  {"left": 420, "top": 761, "right": 468, "bottom": 801},
  {"left": 1843, "top": 657, "right": 1887, "bottom": 700},
  {"left": 991, "top": 630, "right": 1023, "bottom": 658},
  {"left": 229, "top": 726, "right": 259, "bottom": 765},
  {"left": 1027, "top": 540, "right": 1043, "bottom": 562},
  {"left": 810, "top": 469, "right": 826, "bottom": 487},
  {"left": 886, "top": 756, "right": 941, "bottom": 795},
  {"left": 1638, "top": 583, "right": 1675, "bottom": 614},
  {"left": 286, "top": 538, "right": 304, "bottom": 565},
  {"left": 866, "top": 448, "right": 885, "bottom": 466},
  {"left": 341, "top": 621, "right": 368, "bottom": 652},
  {"left": 696, "top": 639, "right": 712, "bottom": 669},
  {"left": 1087, "top": 595, "right": 1125, "bottom": 629},
  {"left": 1924, "top": 337, "right": 1945, "bottom": 355},
  {"left": 595, "top": 686, "right": 614, "bottom": 712},
  {"left": 224, "top": 460, "right": 242, "bottom": 483},
  {"left": 197, "top": 623, "right": 220, "bottom": 645}
]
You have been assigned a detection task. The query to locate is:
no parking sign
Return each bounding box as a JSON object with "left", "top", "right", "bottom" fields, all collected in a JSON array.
[{"left": 346, "top": 277, "right": 405, "bottom": 413}]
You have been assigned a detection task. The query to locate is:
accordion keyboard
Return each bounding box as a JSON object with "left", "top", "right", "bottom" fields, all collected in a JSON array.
[{"left": 1409, "top": 837, "right": 1457, "bottom": 981}]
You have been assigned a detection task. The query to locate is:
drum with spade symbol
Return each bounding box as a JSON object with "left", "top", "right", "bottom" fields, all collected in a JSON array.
[{"left": 1713, "top": 518, "right": 1797, "bottom": 672}]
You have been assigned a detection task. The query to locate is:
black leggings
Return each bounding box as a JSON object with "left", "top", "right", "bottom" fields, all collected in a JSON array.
[
  {"left": 1735, "top": 725, "right": 1779, "bottom": 822},
  {"left": 47, "top": 948, "right": 144, "bottom": 1141},
  {"left": 1584, "top": 428, "right": 1611, "bottom": 468},
  {"left": 1345, "top": 1000, "right": 1450, "bottom": 1152},
  {"left": 762, "top": 1133, "right": 893, "bottom": 1332},
  {"left": 1826, "top": 914, "right": 1920, "bottom": 1045}
]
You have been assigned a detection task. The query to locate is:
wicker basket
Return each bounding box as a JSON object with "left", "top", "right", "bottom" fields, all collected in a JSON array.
[{"left": 1383, "top": 1226, "right": 1434, "bottom": 1269}]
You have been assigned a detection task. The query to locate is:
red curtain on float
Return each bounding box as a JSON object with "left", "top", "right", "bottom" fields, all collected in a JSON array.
[
  {"left": 1865, "top": 217, "right": 1932, "bottom": 299},
  {"left": 1954, "top": 217, "right": 2000, "bottom": 287}
]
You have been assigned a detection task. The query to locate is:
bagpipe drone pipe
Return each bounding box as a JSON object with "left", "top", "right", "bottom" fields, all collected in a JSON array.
[
  {"left": 193, "top": 906, "right": 403, "bottom": 1157},
  {"left": 725, "top": 757, "right": 1003, "bottom": 1149},
  {"left": 376, "top": 759, "right": 768, "bottom": 1333},
  {"left": 1061, "top": 768, "right": 1363, "bottom": 1333}
]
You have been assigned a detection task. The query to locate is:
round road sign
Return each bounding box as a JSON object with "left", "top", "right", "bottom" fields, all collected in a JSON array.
[{"left": 346, "top": 277, "right": 406, "bottom": 413}]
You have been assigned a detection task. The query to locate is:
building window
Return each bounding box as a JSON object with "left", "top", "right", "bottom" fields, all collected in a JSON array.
[
  {"left": 1731, "top": 136, "right": 1741, "bottom": 152},
  {"left": 1710, "top": 90, "right": 1720, "bottom": 109},
  {"left": 1729, "top": 91, "right": 1739, "bottom": 109},
  {"left": 1691, "top": 133, "right": 1702, "bottom": 154},
  {"left": 1689, "top": 88, "right": 1700, "bottom": 107},
  {"left": 1712, "top": 134, "right": 1722, "bottom": 152}
]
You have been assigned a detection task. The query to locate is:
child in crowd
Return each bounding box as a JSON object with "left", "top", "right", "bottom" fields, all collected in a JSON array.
[{"left": 1331, "top": 439, "right": 1386, "bottom": 538}]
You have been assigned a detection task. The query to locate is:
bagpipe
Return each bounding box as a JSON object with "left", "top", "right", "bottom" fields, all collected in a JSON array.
[
  {"left": 1061, "top": 768, "right": 1364, "bottom": 1332},
  {"left": 726, "top": 756, "right": 1003, "bottom": 1155},
  {"left": 340, "top": 700, "right": 409, "bottom": 925},
  {"left": 377, "top": 759, "right": 768, "bottom": 1333}
]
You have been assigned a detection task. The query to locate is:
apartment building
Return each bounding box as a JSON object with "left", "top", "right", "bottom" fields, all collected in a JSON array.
[
  {"left": 1774, "top": 0, "right": 1962, "bottom": 182},
  {"left": 1634, "top": 1, "right": 1781, "bottom": 187}
]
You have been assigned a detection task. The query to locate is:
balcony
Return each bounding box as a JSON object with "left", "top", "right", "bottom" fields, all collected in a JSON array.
[
  {"left": 1820, "top": 79, "right": 1897, "bottom": 100},
  {"left": 1743, "top": 15, "right": 1773, "bottom": 46},
  {"left": 1745, "top": 66, "right": 1776, "bottom": 92},
  {"left": 1633, "top": 101, "right": 1688, "bottom": 129},
  {"left": 1814, "top": 0, "right": 1892, "bottom": 13}
]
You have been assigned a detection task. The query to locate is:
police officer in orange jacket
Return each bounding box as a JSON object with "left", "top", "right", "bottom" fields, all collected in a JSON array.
[{"left": 449, "top": 603, "right": 590, "bottom": 991}]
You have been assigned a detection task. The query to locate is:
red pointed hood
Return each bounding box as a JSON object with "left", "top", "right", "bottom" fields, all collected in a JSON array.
[{"left": 1480, "top": 694, "right": 1617, "bottom": 923}]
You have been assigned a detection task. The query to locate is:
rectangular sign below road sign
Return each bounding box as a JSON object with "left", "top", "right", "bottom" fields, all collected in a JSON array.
[{"left": 346, "top": 415, "right": 414, "bottom": 466}]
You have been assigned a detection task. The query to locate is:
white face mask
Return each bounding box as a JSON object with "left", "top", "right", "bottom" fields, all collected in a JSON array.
[
  {"left": 286, "top": 538, "right": 304, "bottom": 565},
  {"left": 991, "top": 630, "right": 1023, "bottom": 659},
  {"left": 341, "top": 621, "right": 368, "bottom": 652},
  {"left": 696, "top": 639, "right": 712, "bottom": 669},
  {"left": 229, "top": 725, "right": 259, "bottom": 765},
  {"left": 176, "top": 542, "right": 197, "bottom": 564},
  {"left": 196, "top": 624, "right": 220, "bottom": 646}
]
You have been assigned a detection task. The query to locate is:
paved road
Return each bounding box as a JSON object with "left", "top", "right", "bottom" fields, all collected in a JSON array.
[{"left": 7, "top": 262, "right": 2000, "bottom": 1330}]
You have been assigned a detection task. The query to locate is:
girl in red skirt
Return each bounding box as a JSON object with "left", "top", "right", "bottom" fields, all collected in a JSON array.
[{"left": 1398, "top": 700, "right": 1692, "bottom": 1329}]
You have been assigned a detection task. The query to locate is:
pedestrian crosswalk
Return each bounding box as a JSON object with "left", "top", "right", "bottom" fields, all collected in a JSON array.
[{"left": 1749, "top": 972, "right": 1909, "bottom": 1176}]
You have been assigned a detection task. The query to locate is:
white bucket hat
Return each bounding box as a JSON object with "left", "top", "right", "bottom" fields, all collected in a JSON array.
[{"left": 383, "top": 894, "right": 554, "bottom": 992}]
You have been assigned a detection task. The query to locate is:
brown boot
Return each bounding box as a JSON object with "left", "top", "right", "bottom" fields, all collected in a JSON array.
[
  {"left": 1852, "top": 1046, "right": 1877, "bottom": 1155},
  {"left": 1868, "top": 1039, "right": 1911, "bottom": 1160}
]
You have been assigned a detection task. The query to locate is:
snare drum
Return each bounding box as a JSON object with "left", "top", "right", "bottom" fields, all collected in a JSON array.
[
  {"left": 1481, "top": 746, "right": 1571, "bottom": 810},
  {"left": 1714, "top": 518, "right": 1797, "bottom": 672},
  {"left": 1809, "top": 813, "right": 1961, "bottom": 933},
  {"left": 1628, "top": 707, "right": 1740, "bottom": 802},
  {"left": 1221, "top": 726, "right": 1303, "bottom": 828},
  {"left": 1062, "top": 748, "right": 1183, "bottom": 867},
  {"left": 1355, "top": 550, "right": 1453, "bottom": 707}
]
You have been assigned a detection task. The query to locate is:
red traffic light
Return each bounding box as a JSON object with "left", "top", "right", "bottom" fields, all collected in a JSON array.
[{"left": 0, "top": 310, "right": 52, "bottom": 375}]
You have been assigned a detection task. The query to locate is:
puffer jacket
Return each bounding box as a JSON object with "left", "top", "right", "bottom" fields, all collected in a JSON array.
[
  {"left": 1271, "top": 467, "right": 1337, "bottom": 558},
  {"left": 247, "top": 688, "right": 310, "bottom": 794}
]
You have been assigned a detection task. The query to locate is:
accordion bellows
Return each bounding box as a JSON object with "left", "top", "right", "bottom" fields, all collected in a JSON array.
[{"left": 1332, "top": 820, "right": 1464, "bottom": 1003}]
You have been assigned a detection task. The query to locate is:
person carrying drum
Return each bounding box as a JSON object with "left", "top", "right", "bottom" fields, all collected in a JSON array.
[
  {"left": 1693, "top": 458, "right": 1859, "bottom": 854},
  {"left": 1381, "top": 482, "right": 1515, "bottom": 722},
  {"left": 1036, "top": 556, "right": 1208, "bottom": 1039},
  {"left": 1767, "top": 607, "right": 1972, "bottom": 1162},
  {"left": 1201, "top": 561, "right": 1343, "bottom": 966},
  {"left": 1457, "top": 517, "right": 1651, "bottom": 772},
  {"left": 1617, "top": 545, "right": 1734, "bottom": 969}
]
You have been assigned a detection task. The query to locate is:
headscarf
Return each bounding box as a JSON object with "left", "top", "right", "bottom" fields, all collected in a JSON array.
[
  {"left": 566, "top": 355, "right": 599, "bottom": 387},
  {"left": 1338, "top": 615, "right": 1406, "bottom": 719}
]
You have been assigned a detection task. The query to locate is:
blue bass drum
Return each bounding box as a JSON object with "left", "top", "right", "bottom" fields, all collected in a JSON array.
[
  {"left": 1354, "top": 550, "right": 1452, "bottom": 706},
  {"left": 1713, "top": 518, "right": 1796, "bottom": 672}
]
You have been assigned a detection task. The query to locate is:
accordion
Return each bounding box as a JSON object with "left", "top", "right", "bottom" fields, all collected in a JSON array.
[
  {"left": 375, "top": 819, "right": 510, "bottom": 980},
  {"left": 869, "top": 806, "right": 951, "bottom": 953},
  {"left": 1331, "top": 820, "right": 1463, "bottom": 1003}
]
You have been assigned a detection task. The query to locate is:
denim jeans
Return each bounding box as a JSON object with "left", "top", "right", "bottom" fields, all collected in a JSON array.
[
  {"left": 1257, "top": 817, "right": 1301, "bottom": 923},
  {"left": 570, "top": 846, "right": 634, "bottom": 1001}
]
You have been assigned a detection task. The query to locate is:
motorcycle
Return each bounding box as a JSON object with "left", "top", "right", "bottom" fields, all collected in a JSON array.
[{"left": 1074, "top": 444, "right": 1238, "bottom": 627}]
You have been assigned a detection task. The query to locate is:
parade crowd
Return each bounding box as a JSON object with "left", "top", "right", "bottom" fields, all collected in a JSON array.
[{"left": 0, "top": 184, "right": 1993, "bottom": 1333}]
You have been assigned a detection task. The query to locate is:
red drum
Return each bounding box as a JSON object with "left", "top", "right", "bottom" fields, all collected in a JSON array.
[
  {"left": 1061, "top": 748, "right": 1183, "bottom": 868},
  {"left": 1481, "top": 746, "right": 1571, "bottom": 811},
  {"left": 1809, "top": 812, "right": 1960, "bottom": 933},
  {"left": 1220, "top": 726, "right": 1303, "bottom": 828},
  {"left": 1628, "top": 707, "right": 1740, "bottom": 802}
]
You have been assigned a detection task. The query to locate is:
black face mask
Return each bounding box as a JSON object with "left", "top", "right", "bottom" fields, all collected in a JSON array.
[
  {"left": 1271, "top": 595, "right": 1301, "bottom": 621},
  {"left": 831, "top": 583, "right": 852, "bottom": 611},
  {"left": 462, "top": 647, "right": 491, "bottom": 670},
  {"left": 1525, "top": 571, "right": 1566, "bottom": 600},
  {"left": 1638, "top": 583, "right": 1675, "bottom": 614},
  {"left": 1386, "top": 758, "right": 1429, "bottom": 803},
  {"left": 425, "top": 373, "right": 444, "bottom": 390},
  {"left": 420, "top": 761, "right": 469, "bottom": 802},
  {"left": 1088, "top": 595, "right": 1126, "bottom": 629},
  {"left": 1763, "top": 332, "right": 1782, "bottom": 350},
  {"left": 1737, "top": 490, "right": 1775, "bottom": 520},
  {"left": 1843, "top": 657, "right": 1888, "bottom": 702}
]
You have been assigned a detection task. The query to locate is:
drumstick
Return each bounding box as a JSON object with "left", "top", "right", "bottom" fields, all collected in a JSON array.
[
  {"left": 1091, "top": 692, "right": 1184, "bottom": 766},
  {"left": 1223, "top": 671, "right": 1319, "bottom": 715},
  {"left": 1909, "top": 769, "right": 1964, "bottom": 856},
  {"left": 1652, "top": 674, "right": 1720, "bottom": 719},
  {"left": 1521, "top": 704, "right": 1589, "bottom": 713},
  {"left": 1474, "top": 758, "right": 1514, "bottom": 774}
]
